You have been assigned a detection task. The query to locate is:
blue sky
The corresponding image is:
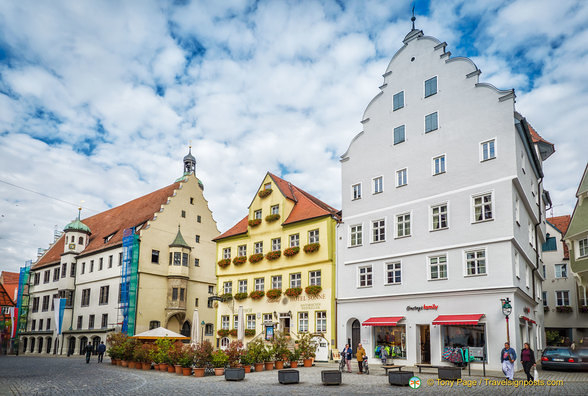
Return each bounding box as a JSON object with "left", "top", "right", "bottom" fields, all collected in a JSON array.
[{"left": 1, "top": 0, "right": 587, "bottom": 273}]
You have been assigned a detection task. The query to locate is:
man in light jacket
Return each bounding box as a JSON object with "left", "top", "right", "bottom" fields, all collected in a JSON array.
[
  {"left": 356, "top": 343, "right": 366, "bottom": 374},
  {"left": 500, "top": 342, "right": 517, "bottom": 380}
]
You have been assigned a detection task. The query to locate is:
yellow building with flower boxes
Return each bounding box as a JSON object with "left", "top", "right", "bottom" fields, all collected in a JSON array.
[{"left": 213, "top": 173, "right": 340, "bottom": 360}]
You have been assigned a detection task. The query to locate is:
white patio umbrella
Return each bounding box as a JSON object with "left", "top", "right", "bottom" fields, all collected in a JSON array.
[
  {"left": 237, "top": 305, "right": 245, "bottom": 342},
  {"left": 191, "top": 309, "right": 200, "bottom": 344}
]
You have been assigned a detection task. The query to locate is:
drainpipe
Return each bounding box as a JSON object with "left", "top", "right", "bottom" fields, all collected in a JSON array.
[{"left": 532, "top": 178, "right": 543, "bottom": 302}]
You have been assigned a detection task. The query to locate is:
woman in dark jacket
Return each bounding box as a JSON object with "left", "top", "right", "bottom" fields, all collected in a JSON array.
[
  {"left": 520, "top": 342, "right": 536, "bottom": 381},
  {"left": 340, "top": 344, "right": 352, "bottom": 373}
]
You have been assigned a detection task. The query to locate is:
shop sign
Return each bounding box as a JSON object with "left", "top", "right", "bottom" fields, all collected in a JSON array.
[
  {"left": 406, "top": 304, "right": 438, "bottom": 312},
  {"left": 300, "top": 303, "right": 322, "bottom": 310}
]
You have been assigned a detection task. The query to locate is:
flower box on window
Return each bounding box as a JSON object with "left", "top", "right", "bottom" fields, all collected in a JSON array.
[
  {"left": 245, "top": 329, "right": 255, "bottom": 337},
  {"left": 265, "top": 214, "right": 280, "bottom": 222},
  {"left": 248, "top": 219, "right": 261, "bottom": 227},
  {"left": 229, "top": 329, "right": 238, "bottom": 337},
  {"left": 305, "top": 285, "right": 322, "bottom": 296},
  {"left": 544, "top": 306, "right": 550, "bottom": 313},
  {"left": 221, "top": 293, "right": 233, "bottom": 302},
  {"left": 283, "top": 247, "right": 300, "bottom": 257},
  {"left": 250, "top": 290, "right": 265, "bottom": 300},
  {"left": 234, "top": 292, "right": 248, "bottom": 301},
  {"left": 249, "top": 253, "right": 264, "bottom": 264},
  {"left": 266, "top": 289, "right": 282, "bottom": 299},
  {"left": 303, "top": 243, "right": 320, "bottom": 253},
  {"left": 266, "top": 250, "right": 281, "bottom": 261},
  {"left": 285, "top": 287, "right": 302, "bottom": 297},
  {"left": 217, "top": 329, "right": 229, "bottom": 337},
  {"left": 580, "top": 306, "right": 588, "bottom": 314},
  {"left": 218, "top": 259, "right": 231, "bottom": 268},
  {"left": 233, "top": 256, "right": 247, "bottom": 265},
  {"left": 556, "top": 306, "right": 573, "bottom": 313},
  {"left": 258, "top": 189, "right": 272, "bottom": 198}
]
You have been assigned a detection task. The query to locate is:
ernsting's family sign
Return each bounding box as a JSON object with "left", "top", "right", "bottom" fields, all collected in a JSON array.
[{"left": 406, "top": 304, "right": 439, "bottom": 311}]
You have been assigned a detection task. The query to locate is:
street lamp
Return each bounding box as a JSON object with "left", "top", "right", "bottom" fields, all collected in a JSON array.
[
  {"left": 201, "top": 320, "right": 205, "bottom": 342},
  {"left": 501, "top": 298, "right": 512, "bottom": 343}
]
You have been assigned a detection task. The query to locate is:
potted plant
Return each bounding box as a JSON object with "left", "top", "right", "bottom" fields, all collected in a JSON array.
[
  {"left": 240, "top": 352, "right": 253, "bottom": 373},
  {"left": 140, "top": 344, "right": 154, "bottom": 370},
  {"left": 221, "top": 293, "right": 233, "bottom": 302},
  {"left": 258, "top": 189, "right": 272, "bottom": 198},
  {"left": 106, "top": 331, "right": 128, "bottom": 365},
  {"left": 247, "top": 339, "right": 266, "bottom": 372},
  {"left": 249, "top": 253, "right": 263, "bottom": 263},
  {"left": 121, "top": 338, "right": 137, "bottom": 367},
  {"left": 305, "top": 285, "right": 322, "bottom": 296},
  {"left": 263, "top": 345, "right": 275, "bottom": 371},
  {"left": 217, "top": 258, "right": 230, "bottom": 268},
  {"left": 244, "top": 329, "right": 256, "bottom": 337},
  {"left": 250, "top": 290, "right": 265, "bottom": 300},
  {"left": 296, "top": 332, "right": 316, "bottom": 367},
  {"left": 285, "top": 287, "right": 302, "bottom": 297},
  {"left": 154, "top": 338, "right": 173, "bottom": 372},
  {"left": 266, "top": 289, "right": 282, "bottom": 300},
  {"left": 217, "top": 329, "right": 230, "bottom": 337},
  {"left": 265, "top": 250, "right": 281, "bottom": 260},
  {"left": 178, "top": 345, "right": 195, "bottom": 376},
  {"left": 193, "top": 340, "right": 213, "bottom": 377},
  {"left": 167, "top": 341, "right": 182, "bottom": 373},
  {"left": 233, "top": 256, "right": 247, "bottom": 265},
  {"left": 211, "top": 349, "right": 229, "bottom": 375},
  {"left": 248, "top": 219, "right": 261, "bottom": 227},
  {"left": 283, "top": 247, "right": 300, "bottom": 257},
  {"left": 234, "top": 292, "right": 248, "bottom": 301},
  {"left": 288, "top": 348, "right": 300, "bottom": 368},
  {"left": 224, "top": 341, "right": 245, "bottom": 380},
  {"left": 265, "top": 214, "right": 280, "bottom": 222},
  {"left": 556, "top": 306, "right": 573, "bottom": 313},
  {"left": 303, "top": 243, "right": 320, "bottom": 253},
  {"left": 229, "top": 329, "right": 238, "bottom": 337},
  {"left": 147, "top": 342, "right": 161, "bottom": 370},
  {"left": 272, "top": 331, "right": 289, "bottom": 369}
]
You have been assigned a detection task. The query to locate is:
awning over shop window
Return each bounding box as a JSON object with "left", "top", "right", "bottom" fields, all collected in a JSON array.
[
  {"left": 362, "top": 316, "right": 404, "bottom": 326},
  {"left": 520, "top": 316, "right": 536, "bottom": 324},
  {"left": 432, "top": 314, "right": 484, "bottom": 325}
]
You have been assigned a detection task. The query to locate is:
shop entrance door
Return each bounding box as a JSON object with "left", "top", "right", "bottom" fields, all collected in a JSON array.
[
  {"left": 418, "top": 325, "right": 431, "bottom": 364},
  {"left": 351, "top": 320, "right": 361, "bottom": 354}
]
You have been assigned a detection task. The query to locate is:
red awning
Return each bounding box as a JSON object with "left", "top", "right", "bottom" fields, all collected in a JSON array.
[
  {"left": 362, "top": 316, "right": 404, "bottom": 326},
  {"left": 432, "top": 314, "right": 484, "bottom": 325}
]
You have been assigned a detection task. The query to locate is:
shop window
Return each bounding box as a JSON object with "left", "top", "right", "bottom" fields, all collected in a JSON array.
[
  {"left": 374, "top": 325, "right": 406, "bottom": 358},
  {"left": 442, "top": 325, "right": 486, "bottom": 362}
]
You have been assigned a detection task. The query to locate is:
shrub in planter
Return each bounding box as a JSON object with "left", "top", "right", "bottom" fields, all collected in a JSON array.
[
  {"left": 226, "top": 341, "right": 244, "bottom": 368},
  {"left": 218, "top": 329, "right": 230, "bottom": 337},
  {"left": 167, "top": 341, "right": 184, "bottom": 367},
  {"left": 246, "top": 339, "right": 266, "bottom": 365},
  {"left": 194, "top": 340, "right": 213, "bottom": 368},
  {"left": 217, "top": 259, "right": 230, "bottom": 268},
  {"left": 233, "top": 256, "right": 247, "bottom": 265},
  {"left": 248, "top": 219, "right": 262, "bottom": 227},
  {"left": 305, "top": 285, "right": 322, "bottom": 296},
  {"left": 266, "top": 250, "right": 281, "bottom": 261},
  {"left": 155, "top": 338, "right": 174, "bottom": 366},
  {"left": 133, "top": 343, "right": 150, "bottom": 363},
  {"left": 121, "top": 338, "right": 138, "bottom": 362},
  {"left": 106, "top": 332, "right": 128, "bottom": 361},
  {"left": 229, "top": 329, "right": 238, "bottom": 337},
  {"left": 212, "top": 349, "right": 229, "bottom": 368},
  {"left": 234, "top": 292, "right": 248, "bottom": 301},
  {"left": 250, "top": 290, "right": 265, "bottom": 300},
  {"left": 265, "top": 214, "right": 280, "bottom": 222},
  {"left": 272, "top": 331, "right": 289, "bottom": 362},
  {"left": 296, "top": 332, "right": 316, "bottom": 360},
  {"left": 258, "top": 189, "right": 272, "bottom": 198},
  {"left": 178, "top": 345, "right": 195, "bottom": 368},
  {"left": 266, "top": 289, "right": 282, "bottom": 299},
  {"left": 283, "top": 247, "right": 300, "bottom": 257},
  {"left": 244, "top": 329, "right": 256, "bottom": 337},
  {"left": 249, "top": 253, "right": 264, "bottom": 263},
  {"left": 556, "top": 306, "right": 573, "bottom": 313},
  {"left": 221, "top": 293, "right": 233, "bottom": 302},
  {"left": 285, "top": 287, "right": 303, "bottom": 297},
  {"left": 303, "top": 243, "right": 320, "bottom": 253}
]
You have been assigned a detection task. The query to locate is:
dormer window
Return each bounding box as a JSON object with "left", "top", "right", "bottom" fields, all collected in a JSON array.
[
  {"left": 104, "top": 232, "right": 116, "bottom": 244},
  {"left": 78, "top": 237, "right": 84, "bottom": 245},
  {"left": 264, "top": 183, "right": 271, "bottom": 190}
]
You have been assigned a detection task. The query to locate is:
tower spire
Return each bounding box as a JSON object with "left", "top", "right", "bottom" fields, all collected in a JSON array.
[{"left": 183, "top": 144, "right": 196, "bottom": 176}]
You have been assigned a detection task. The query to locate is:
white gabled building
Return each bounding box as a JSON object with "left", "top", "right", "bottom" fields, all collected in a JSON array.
[{"left": 336, "top": 25, "right": 554, "bottom": 371}]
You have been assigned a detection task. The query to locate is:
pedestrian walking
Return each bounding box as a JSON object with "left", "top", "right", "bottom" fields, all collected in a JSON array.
[
  {"left": 84, "top": 342, "right": 93, "bottom": 364},
  {"left": 340, "top": 344, "right": 352, "bottom": 373},
  {"left": 500, "top": 341, "right": 516, "bottom": 380},
  {"left": 97, "top": 341, "right": 106, "bottom": 363},
  {"left": 356, "top": 343, "right": 366, "bottom": 374},
  {"left": 380, "top": 345, "right": 389, "bottom": 365},
  {"left": 520, "top": 342, "right": 536, "bottom": 381}
]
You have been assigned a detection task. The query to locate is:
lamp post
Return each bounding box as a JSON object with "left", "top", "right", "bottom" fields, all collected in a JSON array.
[
  {"left": 501, "top": 298, "right": 512, "bottom": 343},
  {"left": 201, "top": 320, "right": 205, "bottom": 342}
]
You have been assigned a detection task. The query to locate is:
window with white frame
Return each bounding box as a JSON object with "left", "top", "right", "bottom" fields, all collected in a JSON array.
[
  {"left": 238, "top": 245, "right": 247, "bottom": 257},
  {"left": 425, "top": 112, "right": 438, "bottom": 133},
  {"left": 514, "top": 250, "right": 520, "bottom": 278},
  {"left": 542, "top": 291, "right": 548, "bottom": 306},
  {"left": 433, "top": 154, "right": 446, "bottom": 175},
  {"left": 289, "top": 234, "right": 299, "bottom": 247},
  {"left": 255, "top": 241, "right": 263, "bottom": 254},
  {"left": 555, "top": 264, "right": 567, "bottom": 278},
  {"left": 221, "top": 315, "right": 229, "bottom": 330},
  {"left": 424, "top": 76, "right": 437, "bottom": 97},
  {"left": 431, "top": 204, "right": 448, "bottom": 230},
  {"left": 393, "top": 91, "right": 404, "bottom": 111},
  {"left": 223, "top": 247, "right": 231, "bottom": 259},
  {"left": 556, "top": 290, "right": 570, "bottom": 306},
  {"left": 358, "top": 266, "right": 372, "bottom": 287},
  {"left": 271, "top": 205, "right": 279, "bottom": 215},
  {"left": 352, "top": 183, "right": 362, "bottom": 200},
  {"left": 579, "top": 286, "right": 587, "bottom": 306},
  {"left": 396, "top": 168, "right": 407, "bottom": 187},
  {"left": 247, "top": 314, "right": 256, "bottom": 330},
  {"left": 372, "top": 219, "right": 385, "bottom": 242},
  {"left": 254, "top": 209, "right": 262, "bottom": 219},
  {"left": 271, "top": 238, "right": 281, "bottom": 251},
  {"left": 308, "top": 229, "right": 319, "bottom": 244},
  {"left": 528, "top": 221, "right": 535, "bottom": 247},
  {"left": 264, "top": 183, "right": 271, "bottom": 190},
  {"left": 223, "top": 281, "right": 232, "bottom": 294},
  {"left": 429, "top": 255, "right": 447, "bottom": 280},
  {"left": 393, "top": 125, "right": 405, "bottom": 145},
  {"left": 396, "top": 213, "right": 410, "bottom": 237},
  {"left": 385, "top": 262, "right": 401, "bottom": 284},
  {"left": 350, "top": 224, "right": 363, "bottom": 247},
  {"left": 309, "top": 270, "right": 321, "bottom": 286},
  {"left": 272, "top": 275, "right": 282, "bottom": 289},
  {"left": 263, "top": 313, "right": 272, "bottom": 325},
  {"left": 234, "top": 315, "right": 238, "bottom": 329},
  {"left": 373, "top": 176, "right": 383, "bottom": 194},
  {"left": 255, "top": 278, "right": 265, "bottom": 291},
  {"left": 473, "top": 193, "right": 493, "bottom": 222},
  {"left": 238, "top": 280, "right": 247, "bottom": 293},
  {"left": 316, "top": 311, "right": 327, "bottom": 332},
  {"left": 465, "top": 249, "right": 486, "bottom": 276},
  {"left": 525, "top": 265, "right": 530, "bottom": 288},
  {"left": 290, "top": 273, "right": 301, "bottom": 288},
  {"left": 481, "top": 139, "right": 496, "bottom": 161},
  {"left": 298, "top": 312, "right": 309, "bottom": 332},
  {"left": 580, "top": 238, "right": 588, "bottom": 257}
]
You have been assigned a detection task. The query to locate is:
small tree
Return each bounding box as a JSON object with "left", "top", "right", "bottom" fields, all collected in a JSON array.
[
  {"left": 178, "top": 344, "right": 195, "bottom": 368},
  {"left": 211, "top": 349, "right": 229, "bottom": 368},
  {"left": 194, "top": 340, "right": 214, "bottom": 368},
  {"left": 225, "top": 341, "right": 244, "bottom": 368},
  {"left": 271, "top": 331, "right": 290, "bottom": 361},
  {"left": 296, "top": 332, "right": 316, "bottom": 359}
]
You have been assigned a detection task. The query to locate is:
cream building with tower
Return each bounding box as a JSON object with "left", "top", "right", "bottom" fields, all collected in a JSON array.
[{"left": 18, "top": 150, "right": 219, "bottom": 355}]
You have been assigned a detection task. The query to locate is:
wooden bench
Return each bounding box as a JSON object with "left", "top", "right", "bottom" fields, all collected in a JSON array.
[
  {"left": 415, "top": 364, "right": 443, "bottom": 373},
  {"left": 382, "top": 365, "right": 405, "bottom": 374}
]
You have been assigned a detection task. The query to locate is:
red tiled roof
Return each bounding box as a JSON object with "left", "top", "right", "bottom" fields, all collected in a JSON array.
[
  {"left": 547, "top": 215, "right": 571, "bottom": 259},
  {"left": 0, "top": 271, "right": 19, "bottom": 302},
  {"left": 215, "top": 172, "right": 340, "bottom": 240},
  {"left": 528, "top": 123, "right": 553, "bottom": 146},
  {"left": 0, "top": 282, "right": 15, "bottom": 306},
  {"left": 33, "top": 182, "right": 181, "bottom": 270}
]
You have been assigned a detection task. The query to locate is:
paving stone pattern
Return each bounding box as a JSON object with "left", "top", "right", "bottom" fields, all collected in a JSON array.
[{"left": 0, "top": 356, "right": 587, "bottom": 395}]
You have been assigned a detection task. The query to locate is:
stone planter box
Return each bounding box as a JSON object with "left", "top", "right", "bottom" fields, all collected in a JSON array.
[
  {"left": 225, "top": 367, "right": 245, "bottom": 381},
  {"left": 321, "top": 370, "right": 341, "bottom": 385},
  {"left": 438, "top": 367, "right": 461, "bottom": 380},
  {"left": 388, "top": 371, "right": 413, "bottom": 386},
  {"left": 278, "top": 369, "right": 299, "bottom": 384}
]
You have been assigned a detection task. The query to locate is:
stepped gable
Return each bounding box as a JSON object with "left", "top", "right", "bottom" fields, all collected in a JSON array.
[{"left": 33, "top": 182, "right": 181, "bottom": 270}]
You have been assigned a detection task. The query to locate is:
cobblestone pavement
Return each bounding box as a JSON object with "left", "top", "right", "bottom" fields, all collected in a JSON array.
[{"left": 1, "top": 356, "right": 587, "bottom": 396}]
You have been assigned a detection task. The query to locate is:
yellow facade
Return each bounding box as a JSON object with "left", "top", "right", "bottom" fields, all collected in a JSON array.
[{"left": 215, "top": 174, "right": 338, "bottom": 354}]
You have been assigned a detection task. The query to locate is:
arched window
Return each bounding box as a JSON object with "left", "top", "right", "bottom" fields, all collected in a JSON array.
[
  {"left": 79, "top": 236, "right": 84, "bottom": 245},
  {"left": 71, "top": 236, "right": 75, "bottom": 243},
  {"left": 30, "top": 338, "right": 35, "bottom": 353},
  {"left": 181, "top": 321, "right": 191, "bottom": 338},
  {"left": 220, "top": 337, "right": 230, "bottom": 350},
  {"left": 46, "top": 337, "right": 52, "bottom": 353},
  {"left": 38, "top": 337, "right": 44, "bottom": 353}
]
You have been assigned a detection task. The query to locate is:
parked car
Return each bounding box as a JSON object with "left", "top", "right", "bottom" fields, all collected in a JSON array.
[
  {"left": 541, "top": 347, "right": 585, "bottom": 371},
  {"left": 575, "top": 348, "right": 588, "bottom": 371}
]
